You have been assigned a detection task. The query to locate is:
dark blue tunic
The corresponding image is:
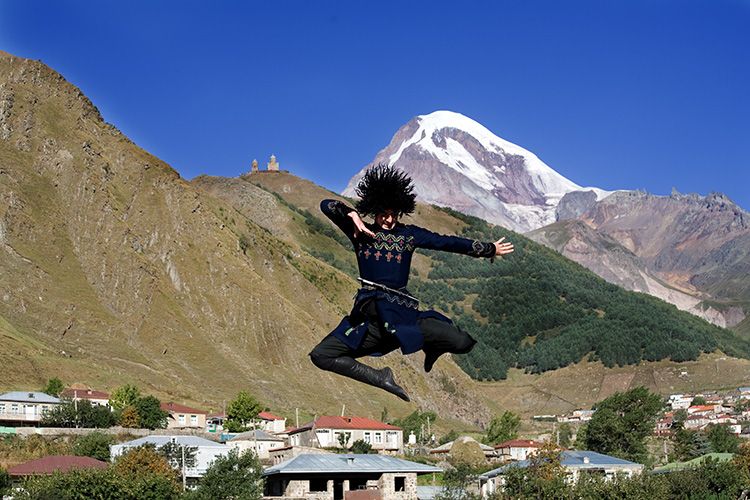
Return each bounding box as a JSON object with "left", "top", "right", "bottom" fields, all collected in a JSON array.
[{"left": 321, "top": 199, "right": 495, "bottom": 354}]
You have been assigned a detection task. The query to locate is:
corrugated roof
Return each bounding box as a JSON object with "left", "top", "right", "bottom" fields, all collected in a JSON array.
[
  {"left": 494, "top": 439, "right": 542, "bottom": 449},
  {"left": 264, "top": 454, "right": 441, "bottom": 475},
  {"left": 116, "top": 435, "right": 224, "bottom": 448},
  {"left": 160, "top": 402, "right": 208, "bottom": 414},
  {"left": 314, "top": 416, "right": 401, "bottom": 431},
  {"left": 229, "top": 430, "right": 285, "bottom": 442},
  {"left": 0, "top": 392, "right": 61, "bottom": 404},
  {"left": 259, "top": 411, "right": 284, "bottom": 421},
  {"left": 481, "top": 450, "right": 642, "bottom": 479},
  {"left": 8, "top": 455, "right": 107, "bottom": 476}
]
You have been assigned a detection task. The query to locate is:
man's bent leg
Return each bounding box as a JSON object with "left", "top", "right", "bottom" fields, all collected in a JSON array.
[
  {"left": 419, "top": 317, "right": 477, "bottom": 373},
  {"left": 309, "top": 333, "right": 409, "bottom": 401}
]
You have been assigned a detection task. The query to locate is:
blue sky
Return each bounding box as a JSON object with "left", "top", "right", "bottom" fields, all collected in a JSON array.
[{"left": 1, "top": 0, "right": 748, "bottom": 209}]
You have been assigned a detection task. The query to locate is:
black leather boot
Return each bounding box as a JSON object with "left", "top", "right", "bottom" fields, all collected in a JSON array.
[
  {"left": 423, "top": 350, "right": 441, "bottom": 373},
  {"left": 328, "top": 357, "right": 410, "bottom": 402}
]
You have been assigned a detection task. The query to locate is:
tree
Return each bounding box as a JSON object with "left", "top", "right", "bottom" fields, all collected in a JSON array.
[
  {"left": 439, "top": 429, "right": 460, "bottom": 446},
  {"left": 557, "top": 422, "right": 572, "bottom": 448},
  {"left": 120, "top": 405, "right": 140, "bottom": 428},
  {"left": 337, "top": 432, "right": 351, "bottom": 449},
  {"left": 73, "top": 431, "right": 114, "bottom": 461},
  {"left": 392, "top": 410, "right": 437, "bottom": 445},
  {"left": 41, "top": 377, "right": 64, "bottom": 397},
  {"left": 706, "top": 424, "right": 740, "bottom": 453},
  {"left": 110, "top": 384, "right": 141, "bottom": 412},
  {"left": 434, "top": 463, "right": 480, "bottom": 500},
  {"left": 185, "top": 448, "right": 263, "bottom": 500},
  {"left": 0, "top": 467, "right": 10, "bottom": 496},
  {"left": 483, "top": 411, "right": 520, "bottom": 445},
  {"left": 41, "top": 399, "right": 116, "bottom": 428},
  {"left": 672, "top": 427, "right": 709, "bottom": 461},
  {"left": 350, "top": 439, "right": 372, "bottom": 454},
  {"left": 503, "top": 442, "right": 568, "bottom": 499},
  {"left": 584, "top": 386, "right": 663, "bottom": 462},
  {"left": 691, "top": 396, "right": 707, "bottom": 406},
  {"left": 225, "top": 391, "right": 262, "bottom": 432},
  {"left": 113, "top": 444, "right": 179, "bottom": 486},
  {"left": 134, "top": 395, "right": 168, "bottom": 430}
]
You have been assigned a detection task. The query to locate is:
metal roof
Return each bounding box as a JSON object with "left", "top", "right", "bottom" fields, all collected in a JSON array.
[
  {"left": 116, "top": 435, "right": 224, "bottom": 448},
  {"left": 263, "top": 454, "right": 441, "bottom": 476},
  {"left": 0, "top": 392, "right": 61, "bottom": 404},
  {"left": 481, "top": 450, "right": 642, "bottom": 479},
  {"left": 229, "top": 429, "right": 284, "bottom": 442}
]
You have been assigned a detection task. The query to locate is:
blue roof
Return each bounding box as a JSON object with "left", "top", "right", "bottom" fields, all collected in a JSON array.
[
  {"left": 0, "top": 392, "right": 61, "bottom": 404},
  {"left": 481, "top": 450, "right": 642, "bottom": 479},
  {"left": 116, "top": 435, "right": 224, "bottom": 448},
  {"left": 264, "top": 454, "right": 442, "bottom": 475}
]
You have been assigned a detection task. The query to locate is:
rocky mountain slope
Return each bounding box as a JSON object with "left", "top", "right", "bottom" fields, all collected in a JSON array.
[
  {"left": 2, "top": 51, "right": 749, "bottom": 427},
  {"left": 529, "top": 190, "right": 750, "bottom": 330},
  {"left": 343, "top": 110, "right": 610, "bottom": 233}
]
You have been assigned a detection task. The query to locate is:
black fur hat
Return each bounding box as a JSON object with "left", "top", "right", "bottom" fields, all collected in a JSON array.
[{"left": 355, "top": 164, "right": 416, "bottom": 217}]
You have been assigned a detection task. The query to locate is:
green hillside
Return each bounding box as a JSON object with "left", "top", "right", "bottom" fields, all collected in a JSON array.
[
  {"left": 412, "top": 208, "right": 750, "bottom": 380},
  {"left": 242, "top": 174, "right": 750, "bottom": 382}
]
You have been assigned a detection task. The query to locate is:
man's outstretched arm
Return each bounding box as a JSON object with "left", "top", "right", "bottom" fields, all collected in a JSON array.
[{"left": 411, "top": 226, "right": 514, "bottom": 258}]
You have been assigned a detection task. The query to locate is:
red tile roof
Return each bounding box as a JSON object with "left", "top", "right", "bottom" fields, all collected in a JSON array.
[
  {"left": 313, "top": 416, "right": 401, "bottom": 431},
  {"left": 494, "top": 439, "right": 542, "bottom": 449},
  {"left": 259, "top": 411, "right": 284, "bottom": 421},
  {"left": 60, "top": 388, "right": 110, "bottom": 400},
  {"left": 160, "top": 402, "right": 207, "bottom": 414},
  {"left": 8, "top": 455, "right": 108, "bottom": 476}
]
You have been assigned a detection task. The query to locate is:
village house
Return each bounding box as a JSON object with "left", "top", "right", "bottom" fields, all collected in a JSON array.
[
  {"left": 557, "top": 409, "right": 594, "bottom": 423},
  {"left": 287, "top": 416, "right": 403, "bottom": 453},
  {"left": 668, "top": 394, "right": 694, "bottom": 410},
  {"left": 59, "top": 388, "right": 110, "bottom": 407},
  {"left": 0, "top": 391, "right": 61, "bottom": 425},
  {"left": 262, "top": 453, "right": 441, "bottom": 500},
  {"left": 494, "top": 439, "right": 542, "bottom": 462},
  {"left": 111, "top": 435, "right": 228, "bottom": 484},
  {"left": 161, "top": 401, "right": 208, "bottom": 429},
  {"left": 258, "top": 411, "right": 287, "bottom": 433},
  {"left": 229, "top": 429, "right": 287, "bottom": 459},
  {"left": 479, "top": 450, "right": 643, "bottom": 496},
  {"left": 7, "top": 455, "right": 108, "bottom": 487}
]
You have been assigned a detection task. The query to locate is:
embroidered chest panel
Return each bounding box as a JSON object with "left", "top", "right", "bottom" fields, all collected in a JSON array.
[{"left": 359, "top": 232, "right": 414, "bottom": 263}]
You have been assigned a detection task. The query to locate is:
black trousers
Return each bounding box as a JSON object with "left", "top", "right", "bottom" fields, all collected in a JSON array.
[{"left": 309, "top": 299, "right": 476, "bottom": 370}]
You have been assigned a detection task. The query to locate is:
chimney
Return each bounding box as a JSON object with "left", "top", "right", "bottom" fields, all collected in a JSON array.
[
  {"left": 583, "top": 456, "right": 590, "bottom": 464},
  {"left": 347, "top": 457, "right": 355, "bottom": 464}
]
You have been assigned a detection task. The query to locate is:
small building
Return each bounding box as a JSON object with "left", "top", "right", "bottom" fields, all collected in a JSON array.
[
  {"left": 262, "top": 453, "right": 441, "bottom": 500},
  {"left": 493, "top": 439, "right": 542, "bottom": 462},
  {"left": 229, "top": 429, "right": 287, "bottom": 459},
  {"left": 7, "top": 455, "right": 107, "bottom": 485},
  {"left": 0, "top": 391, "right": 61, "bottom": 425},
  {"left": 287, "top": 416, "right": 403, "bottom": 453},
  {"left": 59, "top": 388, "right": 111, "bottom": 407},
  {"left": 267, "top": 154, "right": 280, "bottom": 171},
  {"left": 161, "top": 401, "right": 208, "bottom": 429},
  {"left": 111, "top": 435, "right": 228, "bottom": 480},
  {"left": 479, "top": 450, "right": 643, "bottom": 496},
  {"left": 259, "top": 411, "right": 287, "bottom": 434}
]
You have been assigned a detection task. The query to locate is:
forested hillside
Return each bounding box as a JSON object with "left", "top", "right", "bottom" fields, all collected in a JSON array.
[{"left": 409, "top": 209, "right": 750, "bottom": 380}]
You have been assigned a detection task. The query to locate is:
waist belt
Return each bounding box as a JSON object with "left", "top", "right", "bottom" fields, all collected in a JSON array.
[{"left": 357, "top": 278, "right": 420, "bottom": 304}]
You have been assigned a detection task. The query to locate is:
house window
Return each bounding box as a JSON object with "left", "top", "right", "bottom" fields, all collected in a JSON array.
[
  {"left": 309, "top": 479, "right": 328, "bottom": 492},
  {"left": 374, "top": 432, "right": 382, "bottom": 444},
  {"left": 11, "top": 404, "right": 19, "bottom": 414},
  {"left": 386, "top": 431, "right": 398, "bottom": 445},
  {"left": 190, "top": 414, "right": 197, "bottom": 425},
  {"left": 394, "top": 476, "right": 405, "bottom": 492},
  {"left": 178, "top": 414, "right": 186, "bottom": 425},
  {"left": 0, "top": 403, "right": 5, "bottom": 413},
  {"left": 364, "top": 432, "right": 371, "bottom": 444}
]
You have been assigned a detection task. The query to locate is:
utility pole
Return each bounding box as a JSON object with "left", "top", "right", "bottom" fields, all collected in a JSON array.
[{"left": 181, "top": 445, "right": 186, "bottom": 491}]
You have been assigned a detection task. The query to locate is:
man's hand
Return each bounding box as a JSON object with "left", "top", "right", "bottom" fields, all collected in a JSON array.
[
  {"left": 494, "top": 236, "right": 514, "bottom": 256},
  {"left": 348, "top": 211, "right": 376, "bottom": 238}
]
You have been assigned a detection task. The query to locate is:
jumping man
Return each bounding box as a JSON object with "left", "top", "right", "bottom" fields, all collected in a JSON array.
[{"left": 309, "top": 164, "right": 514, "bottom": 401}]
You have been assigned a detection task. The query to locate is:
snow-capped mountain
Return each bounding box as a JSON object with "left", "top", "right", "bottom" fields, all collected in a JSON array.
[{"left": 343, "top": 110, "right": 611, "bottom": 232}]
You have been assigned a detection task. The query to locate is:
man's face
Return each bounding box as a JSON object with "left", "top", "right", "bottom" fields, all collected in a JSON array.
[{"left": 375, "top": 209, "right": 398, "bottom": 230}]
